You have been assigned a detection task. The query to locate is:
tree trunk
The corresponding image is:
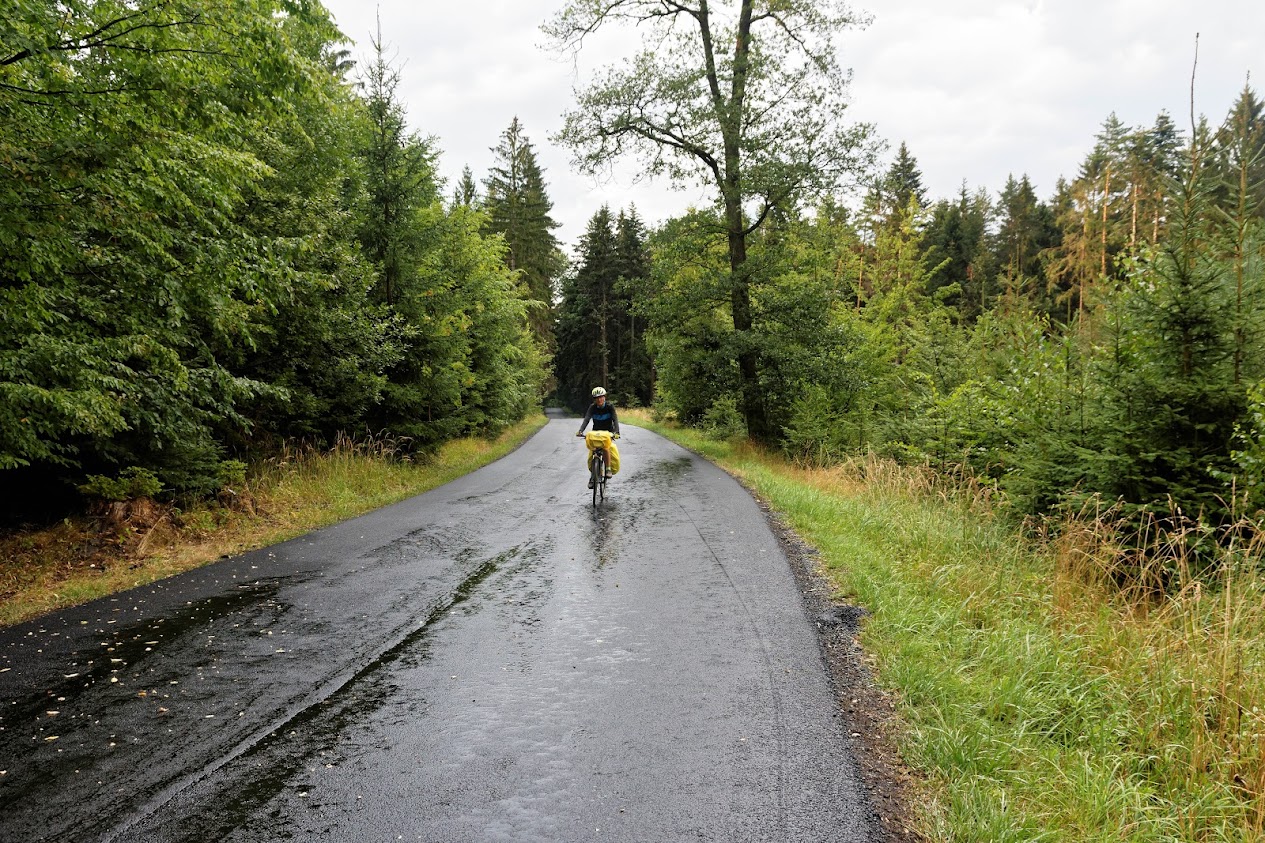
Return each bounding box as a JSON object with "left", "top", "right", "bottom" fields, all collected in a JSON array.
[
  {"left": 1130, "top": 181, "right": 1138, "bottom": 251},
  {"left": 723, "top": 190, "right": 770, "bottom": 441},
  {"left": 721, "top": 2, "right": 770, "bottom": 441}
]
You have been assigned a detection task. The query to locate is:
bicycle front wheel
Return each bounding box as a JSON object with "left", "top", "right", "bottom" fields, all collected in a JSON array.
[{"left": 591, "top": 451, "right": 603, "bottom": 507}]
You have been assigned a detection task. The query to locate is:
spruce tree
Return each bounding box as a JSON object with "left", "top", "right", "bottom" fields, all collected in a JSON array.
[
  {"left": 357, "top": 31, "right": 437, "bottom": 306},
  {"left": 554, "top": 207, "right": 619, "bottom": 407},
  {"left": 482, "top": 118, "right": 565, "bottom": 352},
  {"left": 992, "top": 174, "right": 1059, "bottom": 309},
  {"left": 452, "top": 166, "right": 479, "bottom": 208},
  {"left": 883, "top": 142, "right": 928, "bottom": 226},
  {"left": 611, "top": 207, "right": 655, "bottom": 405},
  {"left": 921, "top": 185, "right": 994, "bottom": 320}
]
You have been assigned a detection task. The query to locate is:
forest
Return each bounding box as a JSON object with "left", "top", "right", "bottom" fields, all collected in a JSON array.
[
  {"left": 5, "top": 0, "right": 1265, "bottom": 564},
  {"left": 5, "top": 2, "right": 1263, "bottom": 835},
  {"left": 1, "top": 1, "right": 558, "bottom": 520},
  {"left": 547, "top": 0, "right": 1265, "bottom": 566},
  {"left": 562, "top": 93, "right": 1265, "bottom": 535}
]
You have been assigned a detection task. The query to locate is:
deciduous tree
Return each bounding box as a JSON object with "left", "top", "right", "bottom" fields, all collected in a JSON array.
[{"left": 545, "top": 0, "right": 874, "bottom": 441}]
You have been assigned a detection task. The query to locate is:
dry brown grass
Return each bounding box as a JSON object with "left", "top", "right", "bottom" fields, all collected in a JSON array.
[
  {"left": 1037, "top": 503, "right": 1265, "bottom": 833},
  {"left": 0, "top": 417, "right": 546, "bottom": 628}
]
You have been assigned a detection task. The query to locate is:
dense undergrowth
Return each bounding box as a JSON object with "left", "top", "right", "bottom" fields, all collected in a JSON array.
[
  {"left": 628, "top": 409, "right": 1265, "bottom": 842},
  {"left": 0, "top": 415, "right": 547, "bottom": 628}
]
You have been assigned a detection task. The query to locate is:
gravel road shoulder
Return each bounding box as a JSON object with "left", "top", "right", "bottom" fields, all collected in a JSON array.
[{"left": 757, "top": 496, "right": 927, "bottom": 842}]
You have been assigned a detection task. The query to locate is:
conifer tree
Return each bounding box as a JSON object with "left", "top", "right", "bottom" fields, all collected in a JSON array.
[
  {"left": 357, "top": 31, "right": 437, "bottom": 306},
  {"left": 452, "top": 166, "right": 479, "bottom": 208},
  {"left": 921, "top": 185, "right": 994, "bottom": 320},
  {"left": 992, "top": 174, "right": 1059, "bottom": 309},
  {"left": 1214, "top": 86, "right": 1265, "bottom": 221},
  {"left": 554, "top": 207, "right": 619, "bottom": 407},
  {"left": 1087, "top": 120, "right": 1245, "bottom": 514},
  {"left": 872, "top": 142, "right": 928, "bottom": 230},
  {"left": 1212, "top": 85, "right": 1265, "bottom": 386},
  {"left": 483, "top": 118, "right": 566, "bottom": 351},
  {"left": 1124, "top": 112, "right": 1183, "bottom": 251},
  {"left": 611, "top": 208, "right": 655, "bottom": 405}
]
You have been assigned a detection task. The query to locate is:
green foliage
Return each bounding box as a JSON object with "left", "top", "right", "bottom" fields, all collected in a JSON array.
[
  {"left": 78, "top": 467, "right": 163, "bottom": 503},
  {"left": 1219, "top": 382, "right": 1265, "bottom": 511},
  {"left": 638, "top": 84, "right": 1265, "bottom": 544},
  {"left": 1224, "top": 384, "right": 1265, "bottom": 512},
  {"left": 0, "top": 0, "right": 321, "bottom": 492},
  {"left": 554, "top": 205, "right": 653, "bottom": 409},
  {"left": 783, "top": 384, "right": 846, "bottom": 465},
  {"left": 701, "top": 394, "right": 746, "bottom": 441},
  {"left": 0, "top": 4, "right": 548, "bottom": 513},
  {"left": 547, "top": 0, "right": 875, "bottom": 440},
  {"left": 482, "top": 117, "right": 566, "bottom": 353}
]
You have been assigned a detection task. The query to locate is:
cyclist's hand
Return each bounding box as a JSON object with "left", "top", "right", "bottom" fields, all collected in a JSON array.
[
  {"left": 576, "top": 432, "right": 584, "bottom": 437},
  {"left": 613, "top": 434, "right": 621, "bottom": 439}
]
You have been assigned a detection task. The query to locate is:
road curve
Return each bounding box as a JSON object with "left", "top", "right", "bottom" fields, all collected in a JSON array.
[{"left": 0, "top": 417, "right": 878, "bottom": 842}]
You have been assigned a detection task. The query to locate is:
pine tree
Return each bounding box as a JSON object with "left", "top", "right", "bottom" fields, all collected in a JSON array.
[
  {"left": 1214, "top": 85, "right": 1265, "bottom": 222},
  {"left": 1124, "top": 112, "right": 1183, "bottom": 252},
  {"left": 482, "top": 117, "right": 565, "bottom": 351},
  {"left": 921, "top": 185, "right": 994, "bottom": 320},
  {"left": 992, "top": 174, "right": 1059, "bottom": 309},
  {"left": 554, "top": 207, "right": 619, "bottom": 407},
  {"left": 452, "top": 165, "right": 478, "bottom": 208},
  {"left": 1087, "top": 120, "right": 1245, "bottom": 515},
  {"left": 611, "top": 207, "right": 654, "bottom": 405},
  {"left": 885, "top": 142, "right": 928, "bottom": 224},
  {"left": 1212, "top": 84, "right": 1265, "bottom": 386},
  {"left": 357, "top": 30, "right": 437, "bottom": 306}
]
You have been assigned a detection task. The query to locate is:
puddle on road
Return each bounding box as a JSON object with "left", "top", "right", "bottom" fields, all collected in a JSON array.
[
  {"left": 620, "top": 455, "right": 694, "bottom": 491},
  {"left": 132, "top": 543, "right": 546, "bottom": 842},
  {"left": 0, "top": 578, "right": 296, "bottom": 839},
  {"left": 0, "top": 577, "right": 290, "bottom": 736},
  {"left": 579, "top": 455, "right": 694, "bottom": 569}
]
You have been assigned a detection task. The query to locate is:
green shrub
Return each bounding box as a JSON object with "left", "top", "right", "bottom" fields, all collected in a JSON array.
[
  {"left": 78, "top": 467, "right": 164, "bottom": 502},
  {"left": 701, "top": 394, "right": 746, "bottom": 440},
  {"left": 217, "top": 459, "right": 248, "bottom": 490}
]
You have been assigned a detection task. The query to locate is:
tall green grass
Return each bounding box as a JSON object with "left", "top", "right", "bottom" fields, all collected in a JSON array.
[{"left": 628, "top": 411, "right": 1265, "bottom": 842}]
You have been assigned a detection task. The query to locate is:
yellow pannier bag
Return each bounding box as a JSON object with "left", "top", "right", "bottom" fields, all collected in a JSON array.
[{"left": 584, "top": 430, "right": 620, "bottom": 475}]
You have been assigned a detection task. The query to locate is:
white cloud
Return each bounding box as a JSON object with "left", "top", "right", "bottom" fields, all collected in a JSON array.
[{"left": 320, "top": 0, "right": 1265, "bottom": 243}]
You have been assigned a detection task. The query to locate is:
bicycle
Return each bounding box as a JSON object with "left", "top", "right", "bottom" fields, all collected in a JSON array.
[{"left": 578, "top": 431, "right": 617, "bottom": 507}]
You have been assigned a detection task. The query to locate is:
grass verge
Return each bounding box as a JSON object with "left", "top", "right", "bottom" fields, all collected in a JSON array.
[
  {"left": 627, "top": 409, "right": 1265, "bottom": 842},
  {"left": 0, "top": 415, "right": 547, "bottom": 628}
]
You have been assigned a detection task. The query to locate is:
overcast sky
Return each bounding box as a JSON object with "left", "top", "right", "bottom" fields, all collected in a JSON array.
[{"left": 318, "top": 0, "right": 1264, "bottom": 250}]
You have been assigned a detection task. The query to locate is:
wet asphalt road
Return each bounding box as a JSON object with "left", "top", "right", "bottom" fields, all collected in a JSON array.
[{"left": 0, "top": 417, "right": 877, "bottom": 842}]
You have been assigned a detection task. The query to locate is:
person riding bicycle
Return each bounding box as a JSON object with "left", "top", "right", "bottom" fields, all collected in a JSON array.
[{"left": 576, "top": 387, "right": 621, "bottom": 488}]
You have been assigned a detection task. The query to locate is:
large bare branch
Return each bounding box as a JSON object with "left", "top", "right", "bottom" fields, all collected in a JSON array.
[
  {"left": 616, "top": 110, "right": 721, "bottom": 182},
  {"left": 546, "top": 0, "right": 702, "bottom": 53}
]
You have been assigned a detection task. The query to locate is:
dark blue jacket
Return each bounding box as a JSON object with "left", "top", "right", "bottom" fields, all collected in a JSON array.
[{"left": 579, "top": 401, "right": 619, "bottom": 434}]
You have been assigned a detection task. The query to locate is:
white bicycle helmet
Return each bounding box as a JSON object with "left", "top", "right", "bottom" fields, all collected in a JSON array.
[{"left": 591, "top": 387, "right": 607, "bottom": 397}]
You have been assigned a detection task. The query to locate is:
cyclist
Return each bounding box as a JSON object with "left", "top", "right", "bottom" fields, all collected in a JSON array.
[{"left": 576, "top": 387, "right": 621, "bottom": 488}]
